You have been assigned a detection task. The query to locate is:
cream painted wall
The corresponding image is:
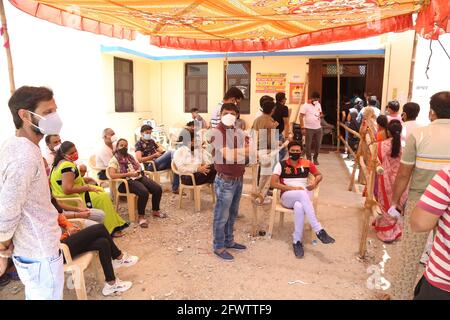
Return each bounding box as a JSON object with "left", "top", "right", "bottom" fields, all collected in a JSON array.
[
  {"left": 381, "top": 31, "right": 415, "bottom": 110},
  {"left": 141, "top": 56, "right": 308, "bottom": 131}
]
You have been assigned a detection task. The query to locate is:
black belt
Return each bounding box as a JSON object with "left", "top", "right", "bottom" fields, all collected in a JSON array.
[{"left": 217, "top": 172, "right": 243, "bottom": 181}]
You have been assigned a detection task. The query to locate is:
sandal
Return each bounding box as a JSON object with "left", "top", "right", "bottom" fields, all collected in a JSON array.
[
  {"left": 112, "top": 231, "right": 124, "bottom": 238},
  {"left": 138, "top": 218, "right": 149, "bottom": 228},
  {"left": 152, "top": 211, "right": 167, "bottom": 218}
]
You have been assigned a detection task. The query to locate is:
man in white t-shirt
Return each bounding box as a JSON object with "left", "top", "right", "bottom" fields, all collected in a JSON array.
[
  {"left": 43, "top": 134, "right": 61, "bottom": 169},
  {"left": 300, "top": 92, "right": 323, "bottom": 165},
  {"left": 401, "top": 102, "right": 423, "bottom": 147},
  {"left": 96, "top": 128, "right": 116, "bottom": 180},
  {"left": 210, "top": 87, "right": 244, "bottom": 128}
]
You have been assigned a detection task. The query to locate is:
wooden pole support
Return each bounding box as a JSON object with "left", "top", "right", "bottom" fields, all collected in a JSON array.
[{"left": 0, "top": 0, "right": 15, "bottom": 94}]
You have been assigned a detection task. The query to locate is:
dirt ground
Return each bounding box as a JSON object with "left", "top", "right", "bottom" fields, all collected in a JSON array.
[{"left": 0, "top": 152, "right": 396, "bottom": 300}]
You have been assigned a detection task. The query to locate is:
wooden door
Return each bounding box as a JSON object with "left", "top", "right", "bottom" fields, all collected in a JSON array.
[
  {"left": 308, "top": 59, "right": 323, "bottom": 99},
  {"left": 365, "top": 58, "right": 385, "bottom": 102}
]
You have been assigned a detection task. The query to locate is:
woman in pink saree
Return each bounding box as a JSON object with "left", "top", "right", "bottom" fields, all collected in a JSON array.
[{"left": 373, "top": 120, "right": 406, "bottom": 243}]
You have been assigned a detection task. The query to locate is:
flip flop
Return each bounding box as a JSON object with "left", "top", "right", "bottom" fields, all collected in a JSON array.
[
  {"left": 152, "top": 211, "right": 167, "bottom": 218},
  {"left": 7, "top": 271, "right": 20, "bottom": 281},
  {"left": 0, "top": 274, "right": 10, "bottom": 287},
  {"left": 112, "top": 231, "right": 124, "bottom": 238}
]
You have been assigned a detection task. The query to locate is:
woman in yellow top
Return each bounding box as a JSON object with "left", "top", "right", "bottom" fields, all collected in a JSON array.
[{"left": 50, "top": 141, "right": 128, "bottom": 237}]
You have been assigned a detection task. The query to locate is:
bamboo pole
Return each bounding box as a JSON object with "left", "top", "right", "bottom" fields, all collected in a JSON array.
[
  {"left": 336, "top": 57, "right": 341, "bottom": 152},
  {"left": 348, "top": 142, "right": 363, "bottom": 192},
  {"left": 407, "top": 32, "right": 418, "bottom": 102},
  {"left": 339, "top": 122, "right": 361, "bottom": 139},
  {"left": 0, "top": 0, "right": 15, "bottom": 94},
  {"left": 358, "top": 138, "right": 378, "bottom": 258}
]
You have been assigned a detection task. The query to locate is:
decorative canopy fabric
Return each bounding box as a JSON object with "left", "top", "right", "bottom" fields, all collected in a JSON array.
[{"left": 9, "top": 0, "right": 450, "bottom": 52}]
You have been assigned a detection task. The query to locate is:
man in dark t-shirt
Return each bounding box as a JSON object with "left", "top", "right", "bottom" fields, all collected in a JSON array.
[
  {"left": 211, "top": 103, "right": 249, "bottom": 261},
  {"left": 272, "top": 92, "right": 290, "bottom": 161}
]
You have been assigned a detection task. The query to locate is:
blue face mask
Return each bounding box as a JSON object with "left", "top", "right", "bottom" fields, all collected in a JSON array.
[{"left": 143, "top": 133, "right": 152, "bottom": 141}]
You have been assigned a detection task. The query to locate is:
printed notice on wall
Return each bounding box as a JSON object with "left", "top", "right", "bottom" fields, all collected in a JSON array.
[
  {"left": 289, "top": 82, "right": 304, "bottom": 104},
  {"left": 256, "top": 73, "right": 287, "bottom": 93}
]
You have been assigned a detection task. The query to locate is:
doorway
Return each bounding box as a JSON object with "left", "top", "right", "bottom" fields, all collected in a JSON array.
[{"left": 308, "top": 58, "right": 385, "bottom": 145}]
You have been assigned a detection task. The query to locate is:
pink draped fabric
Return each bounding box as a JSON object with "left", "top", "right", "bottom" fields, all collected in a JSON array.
[{"left": 377, "top": 138, "right": 408, "bottom": 211}]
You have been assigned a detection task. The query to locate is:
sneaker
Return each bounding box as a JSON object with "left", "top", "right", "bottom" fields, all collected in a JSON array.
[
  {"left": 316, "top": 229, "right": 335, "bottom": 244},
  {"left": 226, "top": 242, "right": 247, "bottom": 250},
  {"left": 152, "top": 210, "right": 168, "bottom": 218},
  {"left": 102, "top": 279, "right": 132, "bottom": 296},
  {"left": 214, "top": 250, "right": 234, "bottom": 261},
  {"left": 293, "top": 241, "right": 304, "bottom": 258},
  {"left": 112, "top": 253, "right": 139, "bottom": 269}
]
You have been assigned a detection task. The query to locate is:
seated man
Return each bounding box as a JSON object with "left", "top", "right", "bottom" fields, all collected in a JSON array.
[
  {"left": 43, "top": 134, "right": 61, "bottom": 169},
  {"left": 96, "top": 128, "right": 116, "bottom": 180},
  {"left": 270, "top": 141, "right": 335, "bottom": 258},
  {"left": 173, "top": 130, "right": 216, "bottom": 185},
  {"left": 78, "top": 164, "right": 98, "bottom": 186},
  {"left": 135, "top": 124, "right": 180, "bottom": 193},
  {"left": 191, "top": 108, "right": 208, "bottom": 129}
]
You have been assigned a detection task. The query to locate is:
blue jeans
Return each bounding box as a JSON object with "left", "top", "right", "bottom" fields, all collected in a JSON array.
[
  {"left": 278, "top": 133, "right": 287, "bottom": 162},
  {"left": 213, "top": 176, "right": 243, "bottom": 251},
  {"left": 153, "top": 151, "right": 173, "bottom": 171},
  {"left": 12, "top": 251, "right": 64, "bottom": 300},
  {"left": 146, "top": 151, "right": 180, "bottom": 191}
]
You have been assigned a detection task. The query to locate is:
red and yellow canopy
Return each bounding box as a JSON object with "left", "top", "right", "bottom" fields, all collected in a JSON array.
[{"left": 9, "top": 0, "right": 450, "bottom": 51}]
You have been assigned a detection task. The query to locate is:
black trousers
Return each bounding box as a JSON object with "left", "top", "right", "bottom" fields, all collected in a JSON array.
[
  {"left": 118, "top": 176, "right": 162, "bottom": 215},
  {"left": 413, "top": 276, "right": 450, "bottom": 300},
  {"left": 62, "top": 224, "right": 121, "bottom": 282},
  {"left": 181, "top": 167, "right": 217, "bottom": 185}
]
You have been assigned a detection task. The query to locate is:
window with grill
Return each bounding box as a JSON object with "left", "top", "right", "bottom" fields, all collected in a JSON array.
[
  {"left": 185, "top": 63, "right": 208, "bottom": 113},
  {"left": 114, "top": 57, "right": 134, "bottom": 112},
  {"left": 226, "top": 61, "right": 251, "bottom": 114},
  {"left": 323, "top": 63, "right": 366, "bottom": 77}
]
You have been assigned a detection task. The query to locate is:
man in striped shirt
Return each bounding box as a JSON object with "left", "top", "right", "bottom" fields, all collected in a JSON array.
[
  {"left": 411, "top": 168, "right": 450, "bottom": 300},
  {"left": 389, "top": 91, "right": 450, "bottom": 299}
]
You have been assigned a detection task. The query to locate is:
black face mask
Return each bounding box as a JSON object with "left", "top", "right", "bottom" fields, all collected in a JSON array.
[
  {"left": 289, "top": 153, "right": 301, "bottom": 161},
  {"left": 118, "top": 147, "right": 128, "bottom": 155}
]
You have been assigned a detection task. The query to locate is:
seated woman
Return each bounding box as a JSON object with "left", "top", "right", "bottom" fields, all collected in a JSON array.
[
  {"left": 270, "top": 141, "right": 335, "bottom": 259},
  {"left": 373, "top": 120, "right": 406, "bottom": 243},
  {"left": 55, "top": 200, "right": 138, "bottom": 296},
  {"left": 107, "top": 138, "right": 166, "bottom": 228},
  {"left": 50, "top": 141, "right": 128, "bottom": 237},
  {"left": 173, "top": 130, "right": 216, "bottom": 186}
]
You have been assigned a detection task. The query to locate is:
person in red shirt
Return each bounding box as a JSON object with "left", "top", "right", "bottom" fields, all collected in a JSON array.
[
  {"left": 271, "top": 141, "right": 335, "bottom": 258},
  {"left": 411, "top": 168, "right": 450, "bottom": 300}
]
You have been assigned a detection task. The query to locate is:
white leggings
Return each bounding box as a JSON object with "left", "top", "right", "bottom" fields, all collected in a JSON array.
[{"left": 281, "top": 190, "right": 322, "bottom": 243}]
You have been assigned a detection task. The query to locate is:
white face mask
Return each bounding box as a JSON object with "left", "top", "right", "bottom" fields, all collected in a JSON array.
[
  {"left": 28, "top": 111, "right": 63, "bottom": 135},
  {"left": 53, "top": 143, "right": 61, "bottom": 152},
  {"left": 110, "top": 134, "right": 118, "bottom": 143},
  {"left": 221, "top": 113, "right": 236, "bottom": 127}
]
